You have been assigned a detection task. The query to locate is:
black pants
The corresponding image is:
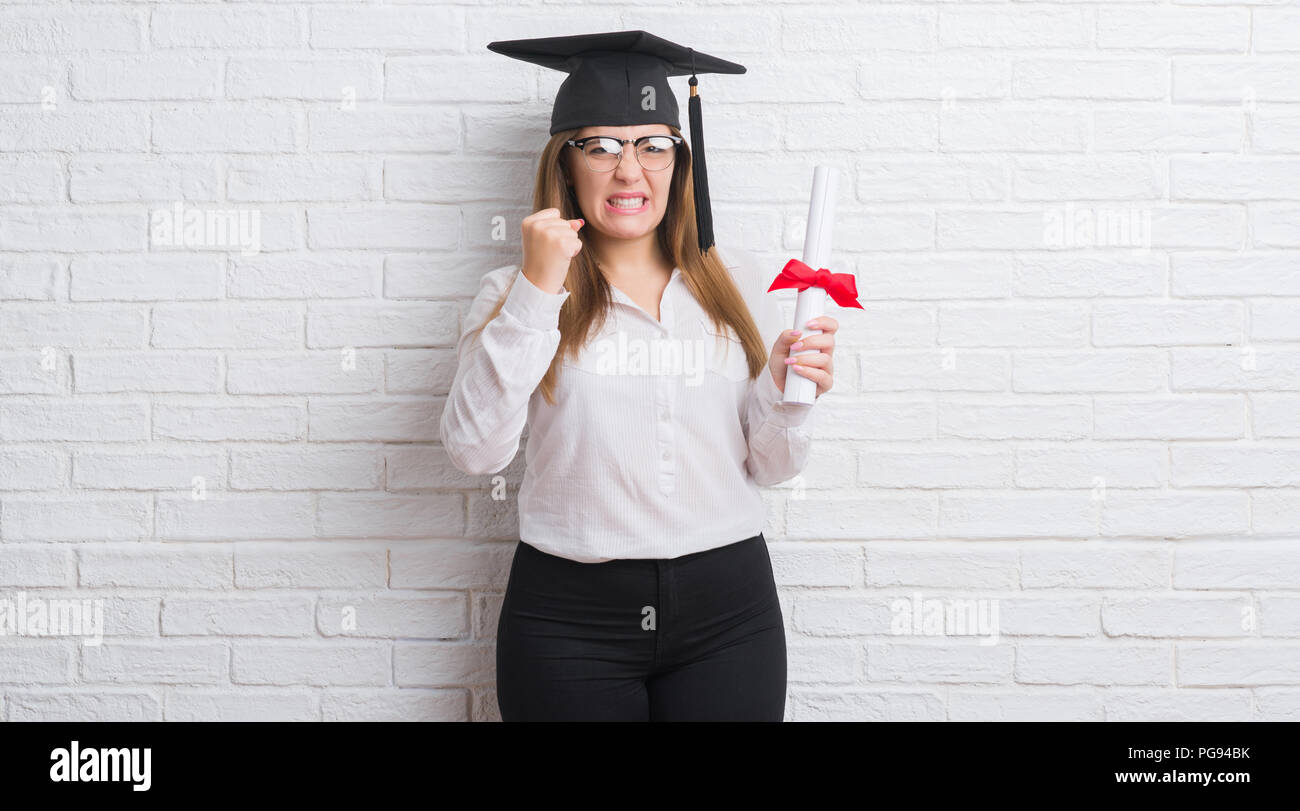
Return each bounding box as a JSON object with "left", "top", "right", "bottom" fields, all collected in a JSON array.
[{"left": 496, "top": 532, "right": 787, "bottom": 721}]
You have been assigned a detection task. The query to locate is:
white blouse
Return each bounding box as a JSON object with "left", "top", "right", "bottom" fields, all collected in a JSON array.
[{"left": 439, "top": 244, "right": 816, "bottom": 562}]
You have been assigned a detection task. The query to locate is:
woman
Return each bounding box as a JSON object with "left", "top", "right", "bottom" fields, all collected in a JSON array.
[{"left": 439, "top": 31, "right": 838, "bottom": 721}]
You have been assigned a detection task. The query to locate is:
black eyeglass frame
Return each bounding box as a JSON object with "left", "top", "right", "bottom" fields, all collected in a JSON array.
[{"left": 565, "top": 135, "right": 685, "bottom": 172}]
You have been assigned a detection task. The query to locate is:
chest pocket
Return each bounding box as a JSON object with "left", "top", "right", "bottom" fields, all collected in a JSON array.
[{"left": 699, "top": 316, "right": 752, "bottom": 383}]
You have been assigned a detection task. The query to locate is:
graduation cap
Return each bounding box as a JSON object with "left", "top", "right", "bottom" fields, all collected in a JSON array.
[{"left": 486, "top": 30, "right": 746, "bottom": 255}]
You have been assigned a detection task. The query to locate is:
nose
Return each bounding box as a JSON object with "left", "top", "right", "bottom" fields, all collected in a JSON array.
[{"left": 612, "top": 144, "right": 645, "bottom": 182}]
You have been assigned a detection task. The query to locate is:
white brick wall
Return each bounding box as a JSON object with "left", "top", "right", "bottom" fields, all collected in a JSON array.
[{"left": 1, "top": 1, "right": 1297, "bottom": 722}]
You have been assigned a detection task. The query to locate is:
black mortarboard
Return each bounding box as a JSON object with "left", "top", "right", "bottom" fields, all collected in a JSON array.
[{"left": 487, "top": 30, "right": 746, "bottom": 255}]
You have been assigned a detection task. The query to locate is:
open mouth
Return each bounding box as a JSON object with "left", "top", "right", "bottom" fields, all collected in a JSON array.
[{"left": 606, "top": 195, "right": 648, "bottom": 211}]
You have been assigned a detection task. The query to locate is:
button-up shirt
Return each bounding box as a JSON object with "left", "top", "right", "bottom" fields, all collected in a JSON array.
[{"left": 439, "top": 245, "right": 816, "bottom": 562}]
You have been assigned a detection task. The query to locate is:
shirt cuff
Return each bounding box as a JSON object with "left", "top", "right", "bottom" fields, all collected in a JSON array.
[
  {"left": 501, "top": 267, "right": 569, "bottom": 330},
  {"left": 753, "top": 365, "right": 814, "bottom": 428}
]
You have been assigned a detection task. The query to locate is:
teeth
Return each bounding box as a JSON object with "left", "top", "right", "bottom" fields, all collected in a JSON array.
[{"left": 609, "top": 197, "right": 646, "bottom": 208}]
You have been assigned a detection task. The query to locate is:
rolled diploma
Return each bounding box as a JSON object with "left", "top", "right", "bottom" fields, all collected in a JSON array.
[{"left": 784, "top": 165, "right": 839, "bottom": 405}]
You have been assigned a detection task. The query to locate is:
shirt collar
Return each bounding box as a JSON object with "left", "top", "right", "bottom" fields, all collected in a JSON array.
[
  {"left": 604, "top": 267, "right": 681, "bottom": 330},
  {"left": 607, "top": 267, "right": 681, "bottom": 303}
]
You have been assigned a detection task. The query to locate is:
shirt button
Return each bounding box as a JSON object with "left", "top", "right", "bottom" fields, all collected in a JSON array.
[
  {"left": 660, "top": 410, "right": 669, "bottom": 421},
  {"left": 661, "top": 449, "right": 670, "bottom": 461}
]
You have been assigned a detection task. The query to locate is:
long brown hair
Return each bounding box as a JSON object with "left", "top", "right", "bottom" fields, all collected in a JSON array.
[{"left": 468, "top": 124, "right": 767, "bottom": 406}]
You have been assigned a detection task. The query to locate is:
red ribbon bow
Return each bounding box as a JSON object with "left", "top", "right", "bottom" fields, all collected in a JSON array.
[{"left": 767, "top": 259, "right": 863, "bottom": 309}]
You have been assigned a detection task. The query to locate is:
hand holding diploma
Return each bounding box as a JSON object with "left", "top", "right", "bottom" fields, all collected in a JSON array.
[
  {"left": 767, "top": 309, "right": 841, "bottom": 401},
  {"left": 766, "top": 166, "right": 863, "bottom": 404}
]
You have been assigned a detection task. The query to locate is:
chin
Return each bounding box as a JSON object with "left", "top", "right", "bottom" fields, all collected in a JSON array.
[
  {"left": 585, "top": 202, "right": 667, "bottom": 238},
  {"left": 609, "top": 222, "right": 658, "bottom": 239}
]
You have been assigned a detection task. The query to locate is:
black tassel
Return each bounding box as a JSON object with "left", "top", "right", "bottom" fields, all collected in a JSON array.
[{"left": 688, "top": 71, "right": 714, "bottom": 256}]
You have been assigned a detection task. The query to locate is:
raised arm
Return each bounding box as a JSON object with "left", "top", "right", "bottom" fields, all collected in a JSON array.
[{"left": 438, "top": 265, "right": 569, "bottom": 475}]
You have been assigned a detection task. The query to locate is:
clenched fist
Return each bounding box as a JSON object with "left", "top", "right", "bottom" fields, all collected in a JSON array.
[{"left": 520, "top": 208, "right": 584, "bottom": 294}]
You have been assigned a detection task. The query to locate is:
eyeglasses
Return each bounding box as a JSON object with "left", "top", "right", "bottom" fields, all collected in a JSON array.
[{"left": 566, "top": 135, "right": 683, "bottom": 172}]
